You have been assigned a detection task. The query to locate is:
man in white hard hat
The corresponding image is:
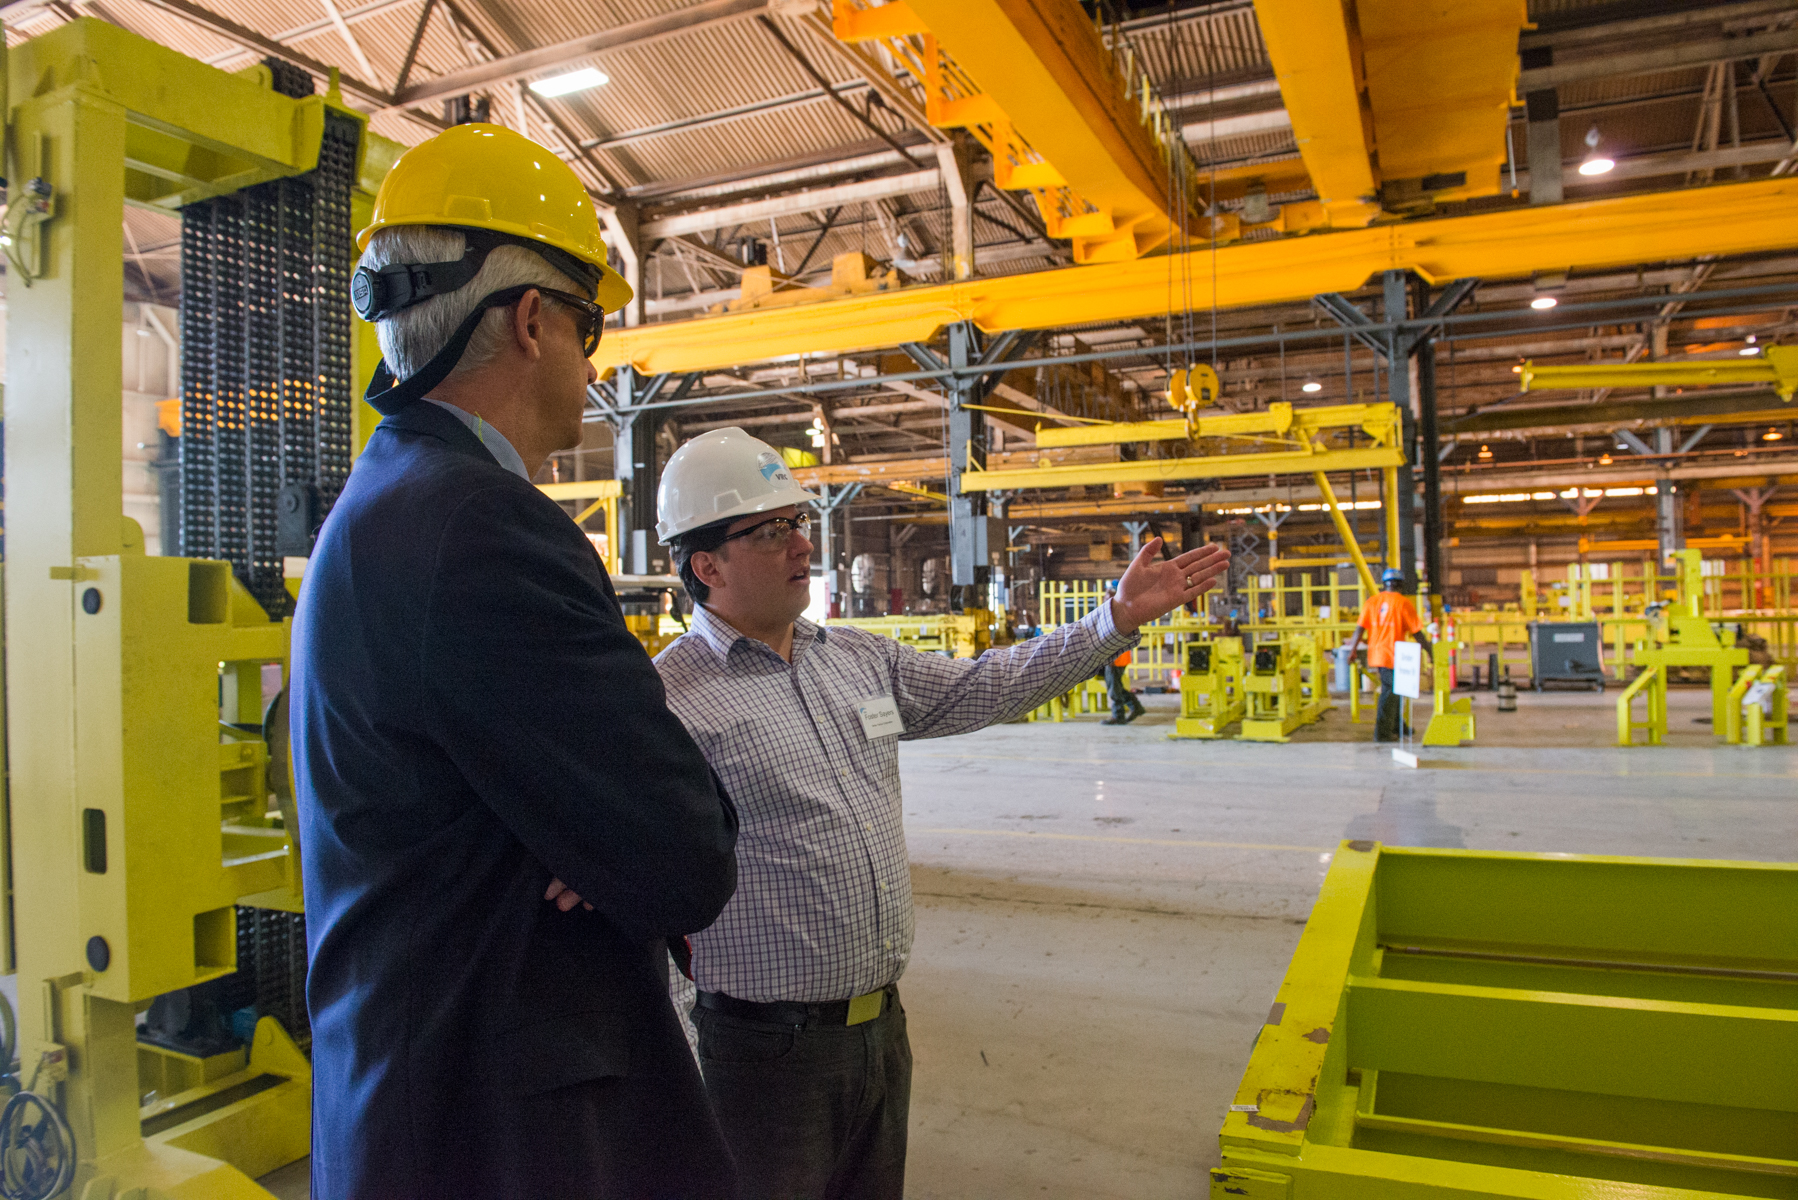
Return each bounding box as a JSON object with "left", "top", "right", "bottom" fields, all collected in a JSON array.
[{"left": 646, "top": 426, "right": 1225, "bottom": 1196}]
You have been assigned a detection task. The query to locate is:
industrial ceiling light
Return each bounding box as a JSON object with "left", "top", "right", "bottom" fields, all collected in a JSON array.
[
  {"left": 1477, "top": 444, "right": 1494, "bottom": 460},
  {"left": 1740, "top": 334, "right": 1760, "bottom": 357},
  {"left": 1598, "top": 452, "right": 1613, "bottom": 465},
  {"left": 1764, "top": 427, "right": 1785, "bottom": 442},
  {"left": 1301, "top": 380, "right": 1322, "bottom": 393},
  {"left": 1530, "top": 295, "right": 1558, "bottom": 310},
  {"left": 529, "top": 66, "right": 609, "bottom": 97},
  {"left": 1577, "top": 125, "right": 1614, "bottom": 176}
]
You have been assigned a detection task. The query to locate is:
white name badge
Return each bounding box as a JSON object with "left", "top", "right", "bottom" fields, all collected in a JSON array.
[{"left": 857, "top": 695, "right": 905, "bottom": 740}]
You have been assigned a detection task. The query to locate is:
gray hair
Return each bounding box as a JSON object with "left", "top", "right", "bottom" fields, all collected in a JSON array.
[{"left": 360, "top": 225, "right": 581, "bottom": 381}]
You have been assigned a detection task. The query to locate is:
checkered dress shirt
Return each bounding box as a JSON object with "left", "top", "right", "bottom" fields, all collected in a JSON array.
[{"left": 653, "top": 602, "right": 1138, "bottom": 1003}]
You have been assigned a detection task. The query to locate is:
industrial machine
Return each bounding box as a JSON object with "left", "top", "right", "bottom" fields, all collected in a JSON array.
[
  {"left": 1617, "top": 550, "right": 1750, "bottom": 746},
  {"left": 1169, "top": 638, "right": 1245, "bottom": 739},
  {"left": 3, "top": 20, "right": 398, "bottom": 1196},
  {"left": 1526, "top": 620, "right": 1606, "bottom": 692},
  {"left": 1238, "top": 635, "right": 1331, "bottom": 743},
  {"left": 1214, "top": 841, "right": 1797, "bottom": 1198}
]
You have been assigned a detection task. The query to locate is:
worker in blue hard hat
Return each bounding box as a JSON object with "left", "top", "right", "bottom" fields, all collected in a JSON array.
[{"left": 1344, "top": 568, "right": 1434, "bottom": 742}]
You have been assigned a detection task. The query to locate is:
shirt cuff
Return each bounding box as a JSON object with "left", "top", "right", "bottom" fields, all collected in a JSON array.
[{"left": 1089, "top": 598, "right": 1141, "bottom": 654}]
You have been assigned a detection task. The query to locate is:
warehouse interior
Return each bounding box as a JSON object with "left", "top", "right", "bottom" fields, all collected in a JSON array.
[{"left": 0, "top": 0, "right": 1793, "bottom": 1196}]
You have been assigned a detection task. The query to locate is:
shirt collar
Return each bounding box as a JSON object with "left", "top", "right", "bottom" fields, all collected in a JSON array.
[
  {"left": 423, "top": 399, "right": 530, "bottom": 481},
  {"left": 691, "top": 605, "right": 828, "bottom": 664}
]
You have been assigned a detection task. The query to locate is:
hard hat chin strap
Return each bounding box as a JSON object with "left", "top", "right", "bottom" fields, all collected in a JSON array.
[{"left": 363, "top": 283, "right": 536, "bottom": 416}]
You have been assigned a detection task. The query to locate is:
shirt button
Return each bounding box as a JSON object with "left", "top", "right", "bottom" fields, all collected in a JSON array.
[
  {"left": 864, "top": 822, "right": 873, "bottom": 833},
  {"left": 884, "top": 939, "right": 893, "bottom": 950},
  {"left": 880, "top": 881, "right": 889, "bottom": 892}
]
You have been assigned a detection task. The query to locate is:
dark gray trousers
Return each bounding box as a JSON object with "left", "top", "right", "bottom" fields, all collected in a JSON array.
[
  {"left": 1376, "top": 666, "right": 1403, "bottom": 741},
  {"left": 1103, "top": 663, "right": 1142, "bottom": 720},
  {"left": 693, "top": 991, "right": 911, "bottom": 1200}
]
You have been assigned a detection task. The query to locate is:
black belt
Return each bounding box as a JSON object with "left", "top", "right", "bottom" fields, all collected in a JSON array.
[{"left": 696, "top": 984, "right": 896, "bottom": 1029}]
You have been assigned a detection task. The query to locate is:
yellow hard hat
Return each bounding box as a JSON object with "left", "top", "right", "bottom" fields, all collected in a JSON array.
[{"left": 357, "top": 122, "right": 632, "bottom": 314}]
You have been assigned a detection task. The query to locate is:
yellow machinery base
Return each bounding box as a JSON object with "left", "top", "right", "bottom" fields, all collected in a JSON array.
[
  {"left": 1238, "top": 703, "right": 1330, "bottom": 744},
  {"left": 120, "top": 1017, "right": 310, "bottom": 1198},
  {"left": 75, "top": 1141, "right": 274, "bottom": 1200},
  {"left": 1171, "top": 715, "right": 1239, "bottom": 739},
  {"left": 1421, "top": 696, "right": 1476, "bottom": 746}
]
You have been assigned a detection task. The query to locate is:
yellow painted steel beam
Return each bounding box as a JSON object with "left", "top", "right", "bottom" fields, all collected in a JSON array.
[
  {"left": 1521, "top": 346, "right": 1798, "bottom": 401},
  {"left": 959, "top": 444, "right": 1402, "bottom": 492},
  {"left": 594, "top": 178, "right": 1798, "bottom": 377},
  {"left": 1313, "top": 471, "right": 1379, "bottom": 597},
  {"left": 11, "top": 19, "right": 370, "bottom": 210},
  {"left": 1033, "top": 401, "right": 1399, "bottom": 448},
  {"left": 903, "top": 0, "right": 1196, "bottom": 263},
  {"left": 1251, "top": 0, "right": 1380, "bottom": 226},
  {"left": 1357, "top": 0, "right": 1526, "bottom": 205},
  {"left": 1383, "top": 465, "right": 1401, "bottom": 569}
]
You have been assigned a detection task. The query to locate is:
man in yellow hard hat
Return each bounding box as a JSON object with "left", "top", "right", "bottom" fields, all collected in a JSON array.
[{"left": 292, "top": 123, "right": 740, "bottom": 1199}]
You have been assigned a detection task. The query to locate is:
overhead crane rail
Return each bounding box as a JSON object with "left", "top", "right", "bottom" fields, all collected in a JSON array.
[{"left": 594, "top": 179, "right": 1798, "bottom": 376}]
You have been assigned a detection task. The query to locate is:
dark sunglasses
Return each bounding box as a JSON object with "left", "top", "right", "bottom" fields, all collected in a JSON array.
[{"left": 537, "top": 287, "right": 605, "bottom": 356}]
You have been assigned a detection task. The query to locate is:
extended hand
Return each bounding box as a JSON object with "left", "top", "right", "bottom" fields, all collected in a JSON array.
[
  {"left": 545, "top": 878, "right": 593, "bottom": 913},
  {"left": 1111, "top": 540, "right": 1231, "bottom": 632}
]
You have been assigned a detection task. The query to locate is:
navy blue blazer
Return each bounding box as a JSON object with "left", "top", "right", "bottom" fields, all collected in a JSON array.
[{"left": 292, "top": 401, "right": 738, "bottom": 1198}]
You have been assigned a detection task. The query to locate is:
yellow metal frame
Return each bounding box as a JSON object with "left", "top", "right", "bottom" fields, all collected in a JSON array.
[
  {"left": 3, "top": 19, "right": 398, "bottom": 1197},
  {"left": 1169, "top": 637, "right": 1246, "bottom": 739},
  {"left": 833, "top": 0, "right": 1198, "bottom": 264},
  {"left": 593, "top": 178, "right": 1798, "bottom": 375},
  {"left": 825, "top": 609, "right": 1003, "bottom": 659},
  {"left": 1218, "top": 841, "right": 1798, "bottom": 1197},
  {"left": 1239, "top": 634, "right": 1332, "bottom": 742},
  {"left": 1724, "top": 664, "right": 1789, "bottom": 746},
  {"left": 538, "top": 478, "right": 623, "bottom": 575},
  {"left": 1522, "top": 345, "right": 1798, "bottom": 402}
]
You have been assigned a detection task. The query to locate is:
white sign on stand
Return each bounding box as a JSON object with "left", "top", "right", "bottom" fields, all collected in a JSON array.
[{"left": 1392, "top": 640, "right": 1424, "bottom": 700}]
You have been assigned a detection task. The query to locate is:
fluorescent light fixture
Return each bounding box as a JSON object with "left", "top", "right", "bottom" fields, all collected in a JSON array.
[
  {"left": 1301, "top": 380, "right": 1322, "bottom": 393},
  {"left": 1740, "top": 346, "right": 1761, "bottom": 356},
  {"left": 1530, "top": 295, "right": 1557, "bottom": 310},
  {"left": 529, "top": 67, "right": 608, "bottom": 97}
]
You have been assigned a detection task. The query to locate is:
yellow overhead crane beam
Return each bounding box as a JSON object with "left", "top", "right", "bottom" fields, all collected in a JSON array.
[
  {"left": 1251, "top": 0, "right": 1380, "bottom": 226},
  {"left": 594, "top": 177, "right": 1798, "bottom": 377},
  {"left": 1520, "top": 345, "right": 1798, "bottom": 402},
  {"left": 1357, "top": 0, "right": 1527, "bottom": 208},
  {"left": 832, "top": 0, "right": 1199, "bottom": 264},
  {"left": 958, "top": 400, "right": 1403, "bottom": 491},
  {"left": 1251, "top": 0, "right": 1525, "bottom": 223}
]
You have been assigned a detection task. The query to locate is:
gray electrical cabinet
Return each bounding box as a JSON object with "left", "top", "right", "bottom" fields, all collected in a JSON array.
[{"left": 1528, "top": 621, "right": 1606, "bottom": 692}]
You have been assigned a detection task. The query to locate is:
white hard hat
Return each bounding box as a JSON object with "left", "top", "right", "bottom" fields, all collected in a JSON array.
[{"left": 656, "top": 426, "right": 821, "bottom": 544}]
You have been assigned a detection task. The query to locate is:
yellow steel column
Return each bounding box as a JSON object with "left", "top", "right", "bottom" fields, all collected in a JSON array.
[
  {"left": 5, "top": 80, "right": 136, "bottom": 1164},
  {"left": 1313, "top": 470, "right": 1377, "bottom": 597},
  {"left": 1382, "top": 466, "right": 1401, "bottom": 569}
]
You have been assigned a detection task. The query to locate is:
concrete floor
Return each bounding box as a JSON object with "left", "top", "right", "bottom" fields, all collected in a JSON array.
[{"left": 262, "top": 684, "right": 1796, "bottom": 1198}]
